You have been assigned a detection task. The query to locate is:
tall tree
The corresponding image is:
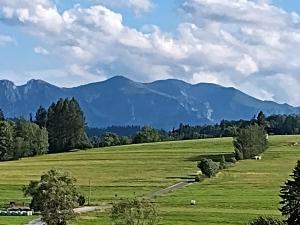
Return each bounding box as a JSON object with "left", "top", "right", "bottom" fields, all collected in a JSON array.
[
  {"left": 0, "top": 109, "right": 4, "bottom": 121},
  {"left": 0, "top": 121, "right": 13, "bottom": 160},
  {"left": 23, "top": 169, "right": 81, "bottom": 225},
  {"left": 35, "top": 106, "right": 48, "bottom": 128},
  {"left": 47, "top": 98, "right": 91, "bottom": 152},
  {"left": 233, "top": 124, "right": 268, "bottom": 160},
  {"left": 14, "top": 119, "right": 48, "bottom": 157},
  {"left": 257, "top": 111, "right": 266, "bottom": 128},
  {"left": 280, "top": 160, "right": 300, "bottom": 225}
]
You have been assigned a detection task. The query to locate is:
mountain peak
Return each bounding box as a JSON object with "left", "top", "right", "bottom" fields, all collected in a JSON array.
[
  {"left": 106, "top": 76, "right": 132, "bottom": 83},
  {"left": 0, "top": 80, "right": 16, "bottom": 89},
  {"left": 26, "top": 79, "right": 51, "bottom": 86}
]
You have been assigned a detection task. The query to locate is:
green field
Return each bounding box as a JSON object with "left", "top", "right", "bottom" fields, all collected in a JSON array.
[{"left": 0, "top": 136, "right": 299, "bottom": 225}]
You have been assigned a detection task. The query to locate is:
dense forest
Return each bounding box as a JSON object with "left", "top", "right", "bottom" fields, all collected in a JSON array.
[{"left": 87, "top": 112, "right": 300, "bottom": 147}]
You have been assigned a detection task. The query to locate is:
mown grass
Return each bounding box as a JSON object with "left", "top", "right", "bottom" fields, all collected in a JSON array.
[
  {"left": 0, "top": 216, "right": 36, "bottom": 225},
  {"left": 70, "top": 136, "right": 300, "bottom": 225},
  {"left": 0, "top": 136, "right": 299, "bottom": 225}
]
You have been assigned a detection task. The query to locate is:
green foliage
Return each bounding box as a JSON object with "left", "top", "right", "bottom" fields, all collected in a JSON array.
[
  {"left": 78, "top": 195, "right": 86, "bottom": 207},
  {"left": 133, "top": 126, "right": 161, "bottom": 144},
  {"left": 233, "top": 124, "right": 268, "bottom": 160},
  {"left": 219, "top": 155, "right": 227, "bottom": 170},
  {"left": 47, "top": 98, "right": 91, "bottom": 153},
  {"left": 0, "top": 121, "right": 13, "bottom": 160},
  {"left": 195, "top": 174, "right": 205, "bottom": 183},
  {"left": 99, "top": 132, "right": 121, "bottom": 147},
  {"left": 257, "top": 111, "right": 267, "bottom": 128},
  {"left": 0, "top": 119, "right": 48, "bottom": 161},
  {"left": 197, "top": 158, "right": 219, "bottom": 178},
  {"left": 14, "top": 119, "right": 49, "bottom": 158},
  {"left": 247, "top": 216, "right": 284, "bottom": 225},
  {"left": 0, "top": 109, "right": 4, "bottom": 121},
  {"left": 280, "top": 160, "right": 300, "bottom": 225},
  {"left": 111, "top": 198, "right": 159, "bottom": 225},
  {"left": 35, "top": 106, "right": 48, "bottom": 128},
  {"left": 23, "top": 169, "right": 80, "bottom": 225}
]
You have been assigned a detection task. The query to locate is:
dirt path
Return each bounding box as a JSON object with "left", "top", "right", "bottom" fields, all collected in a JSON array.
[
  {"left": 25, "top": 205, "right": 110, "bottom": 225},
  {"left": 145, "top": 181, "right": 194, "bottom": 199},
  {"left": 26, "top": 180, "right": 195, "bottom": 225}
]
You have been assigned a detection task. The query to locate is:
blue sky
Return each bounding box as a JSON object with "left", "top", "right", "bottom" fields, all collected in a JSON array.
[{"left": 1, "top": 0, "right": 300, "bottom": 106}]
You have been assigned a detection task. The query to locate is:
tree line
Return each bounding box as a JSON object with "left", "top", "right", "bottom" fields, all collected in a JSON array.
[
  {"left": 0, "top": 114, "right": 48, "bottom": 161},
  {"left": 0, "top": 98, "right": 91, "bottom": 161}
]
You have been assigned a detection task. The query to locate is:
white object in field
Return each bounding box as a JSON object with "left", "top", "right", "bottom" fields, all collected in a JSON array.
[
  {"left": 253, "top": 156, "right": 262, "bottom": 160},
  {"left": 265, "top": 134, "right": 269, "bottom": 140},
  {"left": 191, "top": 200, "right": 196, "bottom": 205}
]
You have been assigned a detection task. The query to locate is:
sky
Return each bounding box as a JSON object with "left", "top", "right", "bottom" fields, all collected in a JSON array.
[{"left": 1, "top": 0, "right": 300, "bottom": 106}]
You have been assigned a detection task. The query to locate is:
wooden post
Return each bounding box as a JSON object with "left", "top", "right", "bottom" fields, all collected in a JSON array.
[{"left": 88, "top": 178, "right": 92, "bottom": 206}]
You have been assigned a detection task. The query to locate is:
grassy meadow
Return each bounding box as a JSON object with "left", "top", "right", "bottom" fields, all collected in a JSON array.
[{"left": 0, "top": 136, "right": 299, "bottom": 224}]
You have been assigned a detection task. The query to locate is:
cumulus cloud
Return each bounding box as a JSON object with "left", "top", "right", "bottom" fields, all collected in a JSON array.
[{"left": 1, "top": 0, "right": 300, "bottom": 105}]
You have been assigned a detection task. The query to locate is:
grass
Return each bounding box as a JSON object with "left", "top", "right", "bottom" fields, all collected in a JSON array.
[
  {"left": 0, "top": 216, "right": 36, "bottom": 225},
  {"left": 0, "top": 138, "right": 232, "bottom": 206},
  {"left": 0, "top": 136, "right": 299, "bottom": 224}
]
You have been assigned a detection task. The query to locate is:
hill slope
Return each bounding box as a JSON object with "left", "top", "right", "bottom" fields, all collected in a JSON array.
[
  {"left": 0, "top": 76, "right": 299, "bottom": 129},
  {"left": 0, "top": 136, "right": 300, "bottom": 225}
]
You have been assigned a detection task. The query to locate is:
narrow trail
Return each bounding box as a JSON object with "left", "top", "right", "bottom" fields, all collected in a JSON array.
[
  {"left": 26, "top": 180, "right": 195, "bottom": 225},
  {"left": 25, "top": 206, "right": 110, "bottom": 225},
  {"left": 145, "top": 180, "right": 194, "bottom": 199}
]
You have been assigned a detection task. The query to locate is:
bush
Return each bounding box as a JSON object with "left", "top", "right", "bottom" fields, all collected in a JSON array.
[
  {"left": 111, "top": 198, "right": 159, "bottom": 225},
  {"left": 78, "top": 195, "right": 86, "bottom": 206},
  {"left": 197, "top": 158, "right": 219, "bottom": 178},
  {"left": 219, "top": 155, "right": 227, "bottom": 170},
  {"left": 195, "top": 174, "right": 205, "bottom": 182},
  {"left": 228, "top": 157, "right": 237, "bottom": 164},
  {"left": 247, "top": 216, "right": 284, "bottom": 225}
]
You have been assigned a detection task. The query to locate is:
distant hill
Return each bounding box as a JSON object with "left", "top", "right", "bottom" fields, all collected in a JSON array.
[{"left": 0, "top": 76, "right": 299, "bottom": 129}]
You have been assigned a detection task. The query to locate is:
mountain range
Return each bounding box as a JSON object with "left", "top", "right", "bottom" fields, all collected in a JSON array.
[{"left": 0, "top": 76, "right": 299, "bottom": 129}]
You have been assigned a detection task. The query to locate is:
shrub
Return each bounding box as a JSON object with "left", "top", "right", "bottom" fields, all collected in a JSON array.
[
  {"left": 219, "top": 155, "right": 227, "bottom": 170},
  {"left": 197, "top": 158, "right": 219, "bottom": 178},
  {"left": 111, "top": 198, "right": 159, "bottom": 225},
  {"left": 247, "top": 216, "right": 284, "bottom": 225},
  {"left": 195, "top": 174, "right": 205, "bottom": 183},
  {"left": 78, "top": 195, "right": 86, "bottom": 206},
  {"left": 229, "top": 157, "right": 237, "bottom": 164}
]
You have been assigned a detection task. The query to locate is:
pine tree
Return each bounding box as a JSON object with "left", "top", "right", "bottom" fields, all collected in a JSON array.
[
  {"left": 0, "top": 109, "right": 4, "bottom": 121},
  {"left": 0, "top": 121, "right": 13, "bottom": 160},
  {"left": 35, "top": 106, "right": 48, "bottom": 128},
  {"left": 280, "top": 160, "right": 300, "bottom": 225},
  {"left": 257, "top": 111, "right": 266, "bottom": 128},
  {"left": 47, "top": 98, "right": 91, "bottom": 153}
]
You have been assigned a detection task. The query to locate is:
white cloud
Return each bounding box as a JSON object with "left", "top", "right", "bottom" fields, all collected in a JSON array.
[
  {"left": 0, "top": 34, "right": 16, "bottom": 46},
  {"left": 94, "top": 0, "right": 154, "bottom": 13},
  {"left": 1, "top": 0, "right": 300, "bottom": 105},
  {"left": 34, "top": 46, "right": 49, "bottom": 55}
]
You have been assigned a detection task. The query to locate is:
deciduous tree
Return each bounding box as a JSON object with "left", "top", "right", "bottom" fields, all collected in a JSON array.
[{"left": 23, "top": 169, "right": 82, "bottom": 225}]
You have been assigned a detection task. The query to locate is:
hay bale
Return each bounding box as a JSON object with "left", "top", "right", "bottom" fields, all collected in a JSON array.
[{"left": 190, "top": 200, "right": 196, "bottom": 205}]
